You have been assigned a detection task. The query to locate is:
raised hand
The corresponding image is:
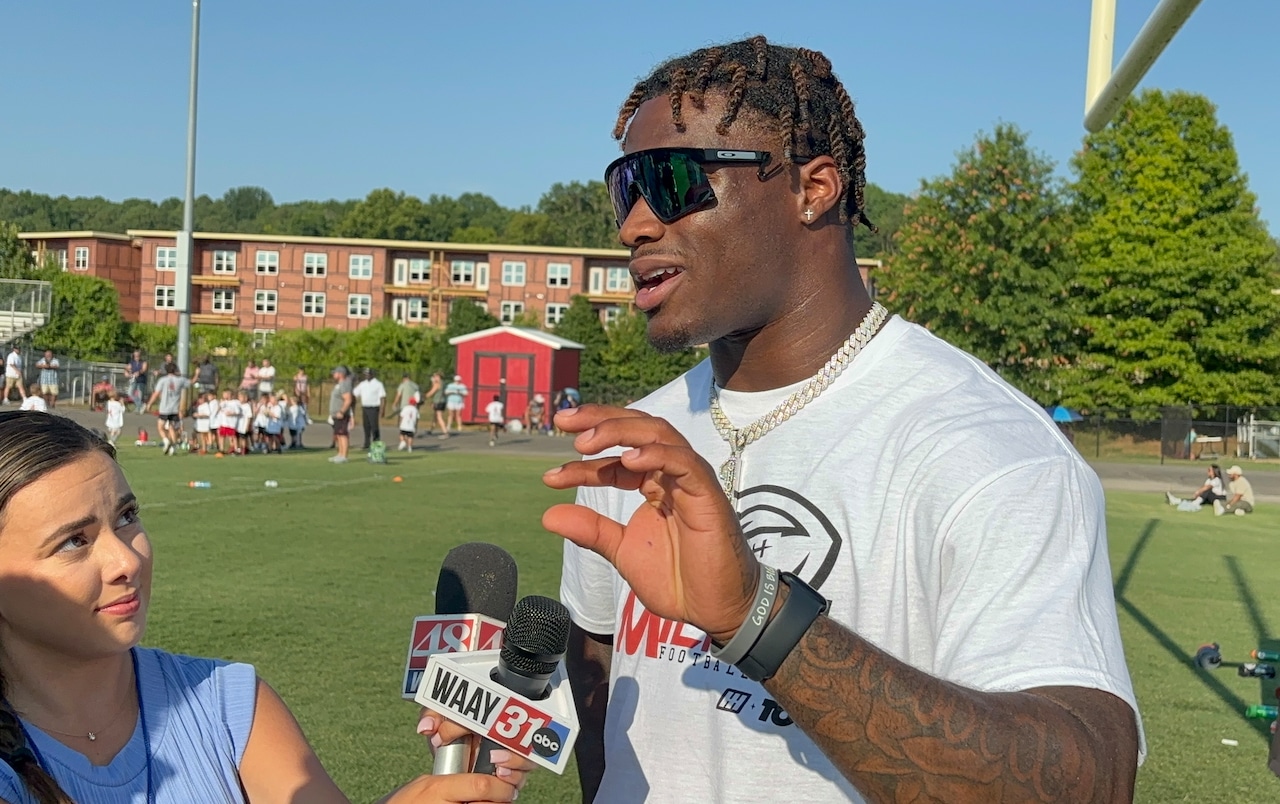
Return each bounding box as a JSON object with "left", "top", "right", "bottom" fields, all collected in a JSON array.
[{"left": 542, "top": 404, "right": 758, "bottom": 644}]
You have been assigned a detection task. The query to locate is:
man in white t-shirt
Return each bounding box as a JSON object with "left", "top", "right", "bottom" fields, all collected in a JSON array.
[
  {"left": 546, "top": 37, "right": 1141, "bottom": 804},
  {"left": 352, "top": 368, "right": 387, "bottom": 450},
  {"left": 257, "top": 358, "right": 276, "bottom": 397},
  {"left": 4, "top": 346, "right": 25, "bottom": 403},
  {"left": 484, "top": 395, "right": 504, "bottom": 447}
]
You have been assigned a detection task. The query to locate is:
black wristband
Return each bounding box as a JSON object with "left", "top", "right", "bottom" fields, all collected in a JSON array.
[{"left": 735, "top": 572, "right": 829, "bottom": 683}]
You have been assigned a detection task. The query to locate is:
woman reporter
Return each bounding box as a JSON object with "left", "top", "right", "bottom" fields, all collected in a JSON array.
[{"left": 0, "top": 411, "right": 528, "bottom": 803}]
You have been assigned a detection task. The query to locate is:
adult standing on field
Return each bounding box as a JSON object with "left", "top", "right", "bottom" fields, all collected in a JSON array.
[
  {"left": 426, "top": 372, "right": 447, "bottom": 437},
  {"left": 550, "top": 35, "right": 1142, "bottom": 804},
  {"left": 327, "top": 366, "right": 354, "bottom": 464},
  {"left": 125, "top": 350, "right": 147, "bottom": 411},
  {"left": 142, "top": 363, "right": 190, "bottom": 456},
  {"left": 34, "top": 350, "right": 59, "bottom": 409},
  {"left": 194, "top": 354, "right": 219, "bottom": 396},
  {"left": 257, "top": 358, "right": 276, "bottom": 400},
  {"left": 391, "top": 372, "right": 421, "bottom": 413},
  {"left": 443, "top": 374, "right": 468, "bottom": 434},
  {"left": 4, "top": 346, "right": 25, "bottom": 404},
  {"left": 352, "top": 368, "right": 387, "bottom": 450}
]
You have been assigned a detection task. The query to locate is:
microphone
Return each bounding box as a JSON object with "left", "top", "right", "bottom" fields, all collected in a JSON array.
[
  {"left": 422, "top": 543, "right": 518, "bottom": 776},
  {"left": 472, "top": 595, "right": 571, "bottom": 774}
]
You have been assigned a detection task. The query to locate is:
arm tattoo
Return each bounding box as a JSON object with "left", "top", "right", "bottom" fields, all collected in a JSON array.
[{"left": 764, "top": 614, "right": 1136, "bottom": 802}]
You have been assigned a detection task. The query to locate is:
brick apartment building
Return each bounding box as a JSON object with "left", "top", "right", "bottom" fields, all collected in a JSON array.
[{"left": 18, "top": 230, "right": 879, "bottom": 341}]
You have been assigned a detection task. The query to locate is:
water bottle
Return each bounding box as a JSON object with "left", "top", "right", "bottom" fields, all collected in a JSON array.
[
  {"left": 1245, "top": 705, "right": 1277, "bottom": 719},
  {"left": 264, "top": 480, "right": 278, "bottom": 488},
  {"left": 1253, "top": 649, "right": 1280, "bottom": 661},
  {"left": 188, "top": 481, "right": 212, "bottom": 489}
]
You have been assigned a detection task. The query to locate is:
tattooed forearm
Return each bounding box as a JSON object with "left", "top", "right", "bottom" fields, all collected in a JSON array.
[{"left": 764, "top": 613, "right": 1138, "bottom": 803}]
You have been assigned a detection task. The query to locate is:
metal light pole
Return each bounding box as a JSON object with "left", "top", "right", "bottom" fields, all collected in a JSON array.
[{"left": 176, "top": 0, "right": 201, "bottom": 376}]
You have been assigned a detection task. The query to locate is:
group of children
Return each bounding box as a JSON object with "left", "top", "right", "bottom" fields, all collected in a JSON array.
[{"left": 102, "top": 387, "right": 309, "bottom": 455}]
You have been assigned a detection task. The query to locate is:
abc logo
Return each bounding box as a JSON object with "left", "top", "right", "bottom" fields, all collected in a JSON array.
[{"left": 530, "top": 727, "right": 562, "bottom": 758}]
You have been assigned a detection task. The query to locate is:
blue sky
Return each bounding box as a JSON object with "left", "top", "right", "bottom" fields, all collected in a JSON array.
[{"left": 2, "top": 1, "right": 1276, "bottom": 230}]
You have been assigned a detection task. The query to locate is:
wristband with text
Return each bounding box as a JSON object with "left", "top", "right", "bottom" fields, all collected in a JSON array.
[
  {"left": 709, "top": 563, "right": 778, "bottom": 666},
  {"left": 735, "top": 571, "right": 829, "bottom": 683}
]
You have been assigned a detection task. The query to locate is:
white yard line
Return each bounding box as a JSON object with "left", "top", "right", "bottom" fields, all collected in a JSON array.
[{"left": 141, "top": 468, "right": 459, "bottom": 509}]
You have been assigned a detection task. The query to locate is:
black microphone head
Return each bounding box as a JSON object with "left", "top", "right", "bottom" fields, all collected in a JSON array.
[
  {"left": 501, "top": 595, "right": 571, "bottom": 676},
  {"left": 435, "top": 542, "right": 518, "bottom": 621}
]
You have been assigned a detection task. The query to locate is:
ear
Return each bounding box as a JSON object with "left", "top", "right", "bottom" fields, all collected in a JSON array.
[{"left": 796, "top": 155, "right": 843, "bottom": 224}]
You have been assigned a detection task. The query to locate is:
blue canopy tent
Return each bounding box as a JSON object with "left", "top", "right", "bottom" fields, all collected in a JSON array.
[{"left": 1047, "top": 405, "right": 1083, "bottom": 423}]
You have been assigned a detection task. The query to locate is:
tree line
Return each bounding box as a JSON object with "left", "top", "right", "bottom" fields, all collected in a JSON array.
[{"left": 3, "top": 88, "right": 1277, "bottom": 409}]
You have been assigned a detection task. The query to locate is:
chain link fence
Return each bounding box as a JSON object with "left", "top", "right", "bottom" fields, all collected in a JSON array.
[{"left": 1066, "top": 406, "right": 1280, "bottom": 463}]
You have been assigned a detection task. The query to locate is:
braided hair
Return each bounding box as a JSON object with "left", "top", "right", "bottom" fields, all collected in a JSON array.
[
  {"left": 613, "top": 35, "right": 876, "bottom": 232},
  {"left": 0, "top": 411, "right": 115, "bottom": 804}
]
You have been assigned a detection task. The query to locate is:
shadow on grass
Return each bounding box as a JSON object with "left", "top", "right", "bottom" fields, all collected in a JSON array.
[
  {"left": 1114, "top": 519, "right": 1270, "bottom": 740},
  {"left": 1224, "top": 555, "right": 1280, "bottom": 711}
]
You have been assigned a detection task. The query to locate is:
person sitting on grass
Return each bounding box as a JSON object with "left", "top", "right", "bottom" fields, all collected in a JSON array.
[
  {"left": 1215, "top": 465, "right": 1255, "bottom": 516},
  {"left": 0, "top": 411, "right": 533, "bottom": 804},
  {"left": 1166, "top": 465, "right": 1226, "bottom": 512}
]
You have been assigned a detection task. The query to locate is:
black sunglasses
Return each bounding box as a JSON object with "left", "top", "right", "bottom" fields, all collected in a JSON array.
[{"left": 604, "top": 148, "right": 807, "bottom": 227}]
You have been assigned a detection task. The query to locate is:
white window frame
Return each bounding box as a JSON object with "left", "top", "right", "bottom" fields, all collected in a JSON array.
[
  {"left": 348, "top": 254, "right": 373, "bottom": 280},
  {"left": 501, "top": 260, "right": 526, "bottom": 287},
  {"left": 347, "top": 293, "right": 372, "bottom": 319},
  {"left": 155, "top": 285, "right": 176, "bottom": 309},
  {"left": 255, "top": 250, "right": 279, "bottom": 275},
  {"left": 252, "top": 329, "right": 275, "bottom": 348},
  {"left": 211, "top": 289, "right": 235, "bottom": 313},
  {"left": 407, "top": 298, "right": 428, "bottom": 322},
  {"left": 73, "top": 247, "right": 89, "bottom": 270},
  {"left": 54, "top": 249, "right": 68, "bottom": 271},
  {"left": 212, "top": 250, "right": 237, "bottom": 275},
  {"left": 588, "top": 266, "right": 603, "bottom": 294},
  {"left": 604, "top": 305, "right": 623, "bottom": 325},
  {"left": 451, "top": 260, "right": 475, "bottom": 285},
  {"left": 254, "top": 290, "right": 278, "bottom": 314},
  {"left": 408, "top": 258, "right": 431, "bottom": 283},
  {"left": 545, "top": 303, "right": 569, "bottom": 327},
  {"left": 155, "top": 247, "right": 177, "bottom": 271},
  {"left": 546, "top": 262, "right": 571, "bottom": 287},
  {"left": 303, "top": 252, "right": 328, "bottom": 277},
  {"left": 605, "top": 266, "right": 630, "bottom": 293},
  {"left": 302, "top": 292, "right": 326, "bottom": 317},
  {"left": 499, "top": 301, "right": 524, "bottom": 324}
]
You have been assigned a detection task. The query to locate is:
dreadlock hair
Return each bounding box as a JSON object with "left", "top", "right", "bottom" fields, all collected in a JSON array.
[
  {"left": 613, "top": 34, "right": 876, "bottom": 233},
  {"left": 0, "top": 412, "right": 114, "bottom": 804}
]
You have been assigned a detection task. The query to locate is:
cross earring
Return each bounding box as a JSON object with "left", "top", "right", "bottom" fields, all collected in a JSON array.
[{"left": 804, "top": 208, "right": 815, "bottom": 222}]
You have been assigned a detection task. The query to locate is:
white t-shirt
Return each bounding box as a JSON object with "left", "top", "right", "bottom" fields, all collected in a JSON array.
[
  {"left": 399, "top": 405, "right": 419, "bottom": 433},
  {"left": 5, "top": 352, "right": 21, "bottom": 379},
  {"left": 194, "top": 400, "right": 216, "bottom": 433},
  {"left": 19, "top": 396, "right": 46, "bottom": 412},
  {"left": 353, "top": 379, "right": 387, "bottom": 408},
  {"left": 105, "top": 399, "right": 125, "bottom": 430},
  {"left": 485, "top": 400, "right": 504, "bottom": 424},
  {"left": 265, "top": 402, "right": 283, "bottom": 435},
  {"left": 257, "top": 365, "right": 276, "bottom": 392},
  {"left": 218, "top": 400, "right": 240, "bottom": 431},
  {"left": 560, "top": 316, "right": 1144, "bottom": 803}
]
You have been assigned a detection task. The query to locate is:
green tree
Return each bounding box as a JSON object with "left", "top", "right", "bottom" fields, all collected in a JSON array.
[
  {"left": 553, "top": 295, "right": 609, "bottom": 396},
  {"left": 427, "top": 300, "right": 500, "bottom": 374},
  {"left": 599, "top": 310, "right": 705, "bottom": 403},
  {"left": 1067, "top": 90, "right": 1280, "bottom": 407},
  {"left": 34, "top": 273, "right": 127, "bottom": 360},
  {"left": 0, "top": 220, "right": 35, "bottom": 278},
  {"left": 880, "top": 124, "right": 1077, "bottom": 400},
  {"left": 338, "top": 189, "right": 432, "bottom": 240},
  {"left": 221, "top": 186, "right": 275, "bottom": 231},
  {"left": 537, "top": 182, "right": 619, "bottom": 249},
  {"left": 450, "top": 225, "right": 499, "bottom": 244},
  {"left": 854, "top": 183, "right": 910, "bottom": 259},
  {"left": 502, "top": 211, "right": 553, "bottom": 245}
]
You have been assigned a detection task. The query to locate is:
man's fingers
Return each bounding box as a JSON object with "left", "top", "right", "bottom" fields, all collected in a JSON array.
[
  {"left": 543, "top": 455, "right": 647, "bottom": 491},
  {"left": 571, "top": 414, "right": 693, "bottom": 456},
  {"left": 552, "top": 403, "right": 650, "bottom": 433},
  {"left": 543, "top": 503, "right": 626, "bottom": 562}
]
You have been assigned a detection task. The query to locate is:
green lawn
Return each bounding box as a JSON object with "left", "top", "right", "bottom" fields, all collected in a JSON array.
[{"left": 121, "top": 447, "right": 1280, "bottom": 802}]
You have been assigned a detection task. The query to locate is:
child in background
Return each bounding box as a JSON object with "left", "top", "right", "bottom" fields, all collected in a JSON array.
[
  {"left": 235, "top": 389, "right": 253, "bottom": 455},
  {"left": 105, "top": 390, "right": 125, "bottom": 446},
  {"left": 264, "top": 393, "right": 284, "bottom": 453},
  {"left": 398, "top": 395, "right": 420, "bottom": 452},
  {"left": 217, "top": 390, "right": 239, "bottom": 454},
  {"left": 485, "top": 394, "right": 504, "bottom": 448},
  {"left": 192, "top": 392, "right": 213, "bottom": 454},
  {"left": 286, "top": 393, "right": 307, "bottom": 449}
]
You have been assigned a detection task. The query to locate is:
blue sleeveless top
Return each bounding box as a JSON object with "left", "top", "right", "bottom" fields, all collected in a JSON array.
[{"left": 0, "top": 648, "right": 257, "bottom": 804}]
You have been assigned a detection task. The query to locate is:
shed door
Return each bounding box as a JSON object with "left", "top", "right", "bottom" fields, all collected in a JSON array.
[{"left": 472, "top": 351, "right": 535, "bottom": 424}]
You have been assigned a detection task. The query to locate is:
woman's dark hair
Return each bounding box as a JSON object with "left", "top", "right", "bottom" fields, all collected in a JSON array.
[
  {"left": 1211, "top": 464, "right": 1222, "bottom": 480},
  {"left": 0, "top": 411, "right": 114, "bottom": 803}
]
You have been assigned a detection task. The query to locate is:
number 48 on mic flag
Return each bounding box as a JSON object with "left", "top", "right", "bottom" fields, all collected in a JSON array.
[{"left": 402, "top": 613, "right": 506, "bottom": 699}]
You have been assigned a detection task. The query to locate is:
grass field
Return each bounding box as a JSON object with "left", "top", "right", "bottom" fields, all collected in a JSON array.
[{"left": 117, "top": 445, "right": 1280, "bottom": 802}]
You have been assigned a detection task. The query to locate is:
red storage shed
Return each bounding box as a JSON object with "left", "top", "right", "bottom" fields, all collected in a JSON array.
[{"left": 448, "top": 326, "right": 585, "bottom": 425}]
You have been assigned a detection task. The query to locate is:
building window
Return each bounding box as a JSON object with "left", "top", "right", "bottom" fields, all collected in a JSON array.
[
  {"left": 252, "top": 329, "right": 275, "bottom": 348},
  {"left": 450, "top": 260, "right": 475, "bottom": 285},
  {"left": 499, "top": 301, "right": 524, "bottom": 324},
  {"left": 545, "top": 303, "right": 569, "bottom": 327},
  {"left": 304, "top": 252, "right": 327, "bottom": 276},
  {"left": 53, "top": 249, "right": 68, "bottom": 271},
  {"left": 409, "top": 258, "right": 430, "bottom": 283},
  {"left": 349, "top": 254, "right": 373, "bottom": 279},
  {"left": 156, "top": 247, "right": 177, "bottom": 271},
  {"left": 604, "top": 305, "right": 623, "bottom": 325},
  {"left": 255, "top": 250, "right": 279, "bottom": 274},
  {"left": 254, "top": 290, "right": 277, "bottom": 314},
  {"left": 212, "top": 250, "right": 237, "bottom": 275},
  {"left": 348, "top": 293, "right": 372, "bottom": 318},
  {"left": 606, "top": 267, "right": 630, "bottom": 293},
  {"left": 73, "top": 247, "right": 89, "bottom": 270},
  {"left": 546, "top": 262, "right": 571, "bottom": 287},
  {"left": 303, "top": 292, "right": 326, "bottom": 317},
  {"left": 212, "top": 289, "right": 235, "bottom": 313},
  {"left": 155, "top": 285, "right": 176, "bottom": 308},
  {"left": 501, "top": 261, "right": 526, "bottom": 286}
]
